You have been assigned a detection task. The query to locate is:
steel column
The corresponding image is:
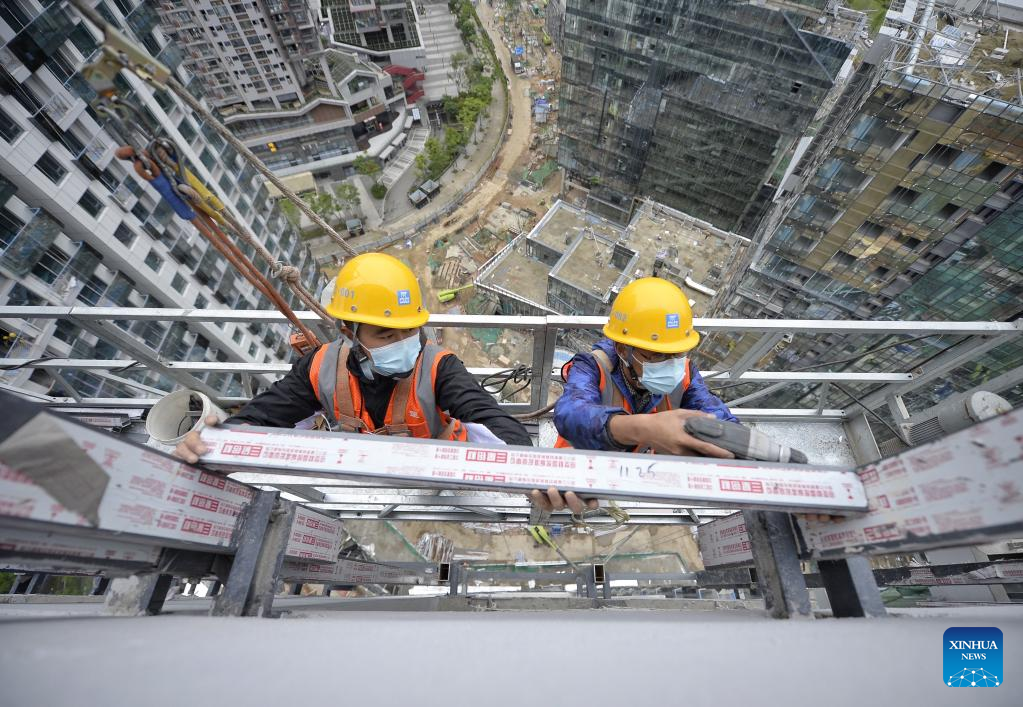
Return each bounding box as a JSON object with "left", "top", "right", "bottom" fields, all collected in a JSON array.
[
  {"left": 104, "top": 573, "right": 174, "bottom": 616},
  {"left": 817, "top": 556, "right": 887, "bottom": 618},
  {"left": 743, "top": 510, "right": 813, "bottom": 619},
  {"left": 211, "top": 489, "right": 278, "bottom": 617},
  {"left": 242, "top": 500, "right": 296, "bottom": 618}
]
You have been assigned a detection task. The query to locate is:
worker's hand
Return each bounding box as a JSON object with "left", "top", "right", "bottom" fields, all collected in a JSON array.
[
  {"left": 800, "top": 513, "right": 843, "bottom": 524},
  {"left": 609, "top": 410, "right": 735, "bottom": 458},
  {"left": 528, "top": 487, "right": 599, "bottom": 516},
  {"left": 172, "top": 414, "right": 221, "bottom": 464}
]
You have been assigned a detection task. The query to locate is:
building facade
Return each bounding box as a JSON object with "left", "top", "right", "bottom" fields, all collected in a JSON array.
[
  {"left": 155, "top": 0, "right": 323, "bottom": 112},
  {"left": 706, "top": 30, "right": 1023, "bottom": 411},
  {"left": 227, "top": 49, "right": 405, "bottom": 176},
  {"left": 156, "top": 1, "right": 407, "bottom": 177},
  {"left": 0, "top": 0, "right": 319, "bottom": 401},
  {"left": 556, "top": 0, "right": 852, "bottom": 229}
]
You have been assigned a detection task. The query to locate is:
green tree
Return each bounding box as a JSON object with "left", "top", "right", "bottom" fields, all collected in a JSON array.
[
  {"left": 423, "top": 137, "right": 446, "bottom": 180},
  {"left": 306, "top": 191, "right": 342, "bottom": 223},
  {"left": 449, "top": 51, "right": 470, "bottom": 92},
  {"left": 353, "top": 155, "right": 381, "bottom": 183},
  {"left": 414, "top": 153, "right": 429, "bottom": 182},
  {"left": 279, "top": 199, "right": 301, "bottom": 226},
  {"left": 333, "top": 182, "right": 361, "bottom": 216}
]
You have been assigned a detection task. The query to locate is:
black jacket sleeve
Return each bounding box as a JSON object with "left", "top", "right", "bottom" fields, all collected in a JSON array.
[
  {"left": 226, "top": 349, "right": 322, "bottom": 428},
  {"left": 434, "top": 354, "right": 532, "bottom": 446}
]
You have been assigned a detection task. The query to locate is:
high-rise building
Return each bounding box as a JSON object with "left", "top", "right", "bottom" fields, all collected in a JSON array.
[
  {"left": 0, "top": 0, "right": 320, "bottom": 401},
  {"left": 706, "top": 26, "right": 1023, "bottom": 411},
  {"left": 154, "top": 0, "right": 322, "bottom": 113},
  {"left": 556, "top": 0, "right": 853, "bottom": 229},
  {"left": 155, "top": 1, "right": 407, "bottom": 177}
]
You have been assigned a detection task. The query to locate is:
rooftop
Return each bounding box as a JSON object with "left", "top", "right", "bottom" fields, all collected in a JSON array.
[
  {"left": 623, "top": 201, "right": 748, "bottom": 314},
  {"left": 478, "top": 200, "right": 748, "bottom": 317},
  {"left": 528, "top": 201, "right": 621, "bottom": 252},
  {"left": 477, "top": 245, "right": 553, "bottom": 310},
  {"left": 549, "top": 232, "right": 629, "bottom": 301}
]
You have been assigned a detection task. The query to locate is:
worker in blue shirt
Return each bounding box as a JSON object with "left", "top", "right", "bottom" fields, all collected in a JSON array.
[{"left": 534, "top": 277, "right": 736, "bottom": 514}]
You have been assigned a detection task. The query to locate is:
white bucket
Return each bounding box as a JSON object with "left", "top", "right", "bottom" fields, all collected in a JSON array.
[{"left": 145, "top": 389, "right": 228, "bottom": 449}]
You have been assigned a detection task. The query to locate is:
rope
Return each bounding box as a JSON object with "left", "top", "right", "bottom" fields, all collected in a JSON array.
[
  {"left": 216, "top": 209, "right": 334, "bottom": 324},
  {"left": 69, "top": 0, "right": 360, "bottom": 255},
  {"left": 164, "top": 76, "right": 358, "bottom": 257},
  {"left": 190, "top": 213, "right": 320, "bottom": 347}
]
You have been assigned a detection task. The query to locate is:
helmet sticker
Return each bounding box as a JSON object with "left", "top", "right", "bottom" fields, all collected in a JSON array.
[
  {"left": 397, "top": 289, "right": 411, "bottom": 305},
  {"left": 666, "top": 313, "right": 680, "bottom": 329}
]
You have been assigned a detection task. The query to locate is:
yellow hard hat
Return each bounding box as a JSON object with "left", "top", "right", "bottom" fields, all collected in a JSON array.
[
  {"left": 325, "top": 253, "right": 429, "bottom": 328},
  {"left": 603, "top": 277, "right": 699, "bottom": 354}
]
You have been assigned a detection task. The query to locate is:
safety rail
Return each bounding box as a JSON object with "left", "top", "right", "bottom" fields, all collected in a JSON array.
[{"left": 2, "top": 307, "right": 1019, "bottom": 419}]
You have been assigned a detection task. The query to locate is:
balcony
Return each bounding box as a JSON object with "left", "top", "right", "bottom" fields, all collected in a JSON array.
[
  {"left": 349, "top": 0, "right": 378, "bottom": 12},
  {"left": 0, "top": 210, "right": 61, "bottom": 278},
  {"left": 352, "top": 102, "right": 386, "bottom": 123}
]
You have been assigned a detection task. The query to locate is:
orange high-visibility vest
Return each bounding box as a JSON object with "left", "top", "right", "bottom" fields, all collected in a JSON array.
[
  {"left": 309, "top": 338, "right": 468, "bottom": 441},
  {"left": 554, "top": 349, "right": 690, "bottom": 450}
]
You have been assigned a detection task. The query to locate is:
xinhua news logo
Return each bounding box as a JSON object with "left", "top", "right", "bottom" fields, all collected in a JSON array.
[{"left": 943, "top": 627, "right": 1003, "bottom": 687}]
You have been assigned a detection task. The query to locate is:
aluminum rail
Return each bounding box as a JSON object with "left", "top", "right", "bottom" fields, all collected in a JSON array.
[{"left": 198, "top": 424, "right": 869, "bottom": 515}]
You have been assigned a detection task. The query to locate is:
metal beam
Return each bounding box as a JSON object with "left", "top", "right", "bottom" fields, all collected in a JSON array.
[
  {"left": 724, "top": 381, "right": 788, "bottom": 407},
  {"left": 850, "top": 330, "right": 1021, "bottom": 412},
  {"left": 2, "top": 306, "right": 1018, "bottom": 335},
  {"left": 69, "top": 317, "right": 224, "bottom": 401},
  {"left": 728, "top": 333, "right": 785, "bottom": 378},
  {"left": 0, "top": 358, "right": 916, "bottom": 383}
]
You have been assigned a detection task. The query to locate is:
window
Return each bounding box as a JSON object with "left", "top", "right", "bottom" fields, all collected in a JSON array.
[
  {"left": 832, "top": 251, "right": 856, "bottom": 268},
  {"left": 145, "top": 249, "right": 163, "bottom": 271},
  {"left": 889, "top": 186, "right": 919, "bottom": 207},
  {"left": 79, "top": 274, "right": 107, "bottom": 305},
  {"left": 195, "top": 293, "right": 208, "bottom": 309},
  {"left": 78, "top": 190, "right": 104, "bottom": 217},
  {"left": 178, "top": 117, "right": 198, "bottom": 143},
  {"left": 113, "top": 223, "right": 136, "bottom": 246},
  {"left": 937, "top": 202, "right": 959, "bottom": 219},
  {"left": 981, "top": 160, "right": 1007, "bottom": 181},
  {"left": 857, "top": 221, "right": 884, "bottom": 238},
  {"left": 35, "top": 151, "right": 67, "bottom": 183},
  {"left": 0, "top": 107, "right": 23, "bottom": 142},
  {"left": 171, "top": 272, "right": 187, "bottom": 293},
  {"left": 248, "top": 342, "right": 257, "bottom": 357},
  {"left": 233, "top": 329, "right": 242, "bottom": 344},
  {"left": 925, "top": 144, "right": 961, "bottom": 168},
  {"left": 200, "top": 148, "right": 216, "bottom": 170}
]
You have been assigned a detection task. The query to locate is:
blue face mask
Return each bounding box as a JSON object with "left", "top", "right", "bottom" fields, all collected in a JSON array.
[
  {"left": 638, "top": 356, "right": 688, "bottom": 395},
  {"left": 365, "top": 333, "right": 422, "bottom": 377}
]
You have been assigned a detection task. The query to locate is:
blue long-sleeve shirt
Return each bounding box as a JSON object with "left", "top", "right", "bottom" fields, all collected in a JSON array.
[{"left": 553, "top": 338, "right": 738, "bottom": 450}]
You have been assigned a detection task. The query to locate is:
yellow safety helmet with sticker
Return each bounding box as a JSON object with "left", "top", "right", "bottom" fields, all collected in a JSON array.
[
  {"left": 325, "top": 252, "right": 430, "bottom": 328},
  {"left": 603, "top": 277, "right": 699, "bottom": 354}
]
